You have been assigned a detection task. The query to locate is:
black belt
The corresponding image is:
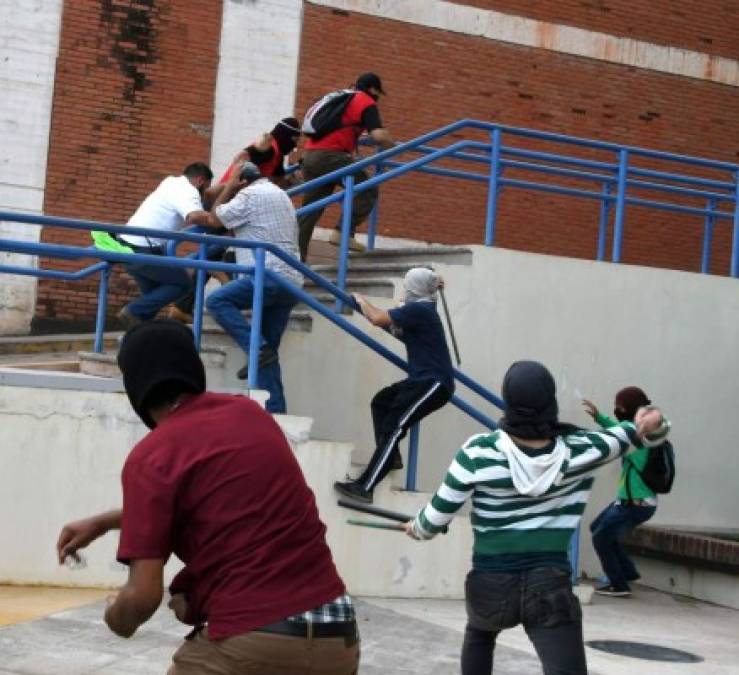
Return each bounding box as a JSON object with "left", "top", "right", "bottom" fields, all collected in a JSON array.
[
  {"left": 255, "top": 619, "right": 357, "bottom": 640},
  {"left": 114, "top": 234, "right": 163, "bottom": 255}
]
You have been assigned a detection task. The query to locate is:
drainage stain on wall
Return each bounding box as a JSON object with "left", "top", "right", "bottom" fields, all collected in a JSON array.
[{"left": 100, "top": 0, "right": 162, "bottom": 103}]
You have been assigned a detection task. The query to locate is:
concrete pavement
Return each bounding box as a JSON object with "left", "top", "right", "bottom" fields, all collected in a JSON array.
[{"left": 0, "top": 584, "right": 737, "bottom": 674}]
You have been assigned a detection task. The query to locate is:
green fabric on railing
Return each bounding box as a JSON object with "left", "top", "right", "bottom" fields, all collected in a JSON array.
[{"left": 91, "top": 231, "right": 133, "bottom": 254}]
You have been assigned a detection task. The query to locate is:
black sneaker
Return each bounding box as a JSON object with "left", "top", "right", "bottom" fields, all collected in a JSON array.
[
  {"left": 390, "top": 453, "right": 404, "bottom": 471},
  {"left": 237, "top": 346, "right": 279, "bottom": 380},
  {"left": 594, "top": 585, "right": 631, "bottom": 597},
  {"left": 334, "top": 480, "right": 373, "bottom": 504}
]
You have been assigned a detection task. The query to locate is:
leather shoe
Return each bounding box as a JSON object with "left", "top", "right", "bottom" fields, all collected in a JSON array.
[
  {"left": 167, "top": 305, "right": 193, "bottom": 324},
  {"left": 117, "top": 307, "right": 142, "bottom": 330},
  {"left": 237, "top": 346, "right": 279, "bottom": 380},
  {"left": 328, "top": 229, "right": 366, "bottom": 252}
]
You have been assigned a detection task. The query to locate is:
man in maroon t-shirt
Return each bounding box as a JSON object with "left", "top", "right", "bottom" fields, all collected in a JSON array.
[
  {"left": 55, "top": 320, "right": 359, "bottom": 675},
  {"left": 298, "top": 72, "right": 394, "bottom": 261}
]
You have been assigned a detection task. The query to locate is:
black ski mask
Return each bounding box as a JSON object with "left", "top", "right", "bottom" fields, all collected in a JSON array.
[
  {"left": 271, "top": 117, "right": 301, "bottom": 156},
  {"left": 498, "top": 361, "right": 581, "bottom": 440},
  {"left": 117, "top": 320, "right": 206, "bottom": 429}
]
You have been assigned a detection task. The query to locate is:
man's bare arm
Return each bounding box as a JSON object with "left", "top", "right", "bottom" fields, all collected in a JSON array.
[
  {"left": 369, "top": 128, "right": 394, "bottom": 150},
  {"left": 56, "top": 509, "right": 122, "bottom": 564},
  {"left": 104, "top": 558, "right": 164, "bottom": 638},
  {"left": 353, "top": 293, "right": 393, "bottom": 327}
]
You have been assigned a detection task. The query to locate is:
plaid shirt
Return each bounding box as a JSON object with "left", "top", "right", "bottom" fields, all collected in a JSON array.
[
  {"left": 215, "top": 178, "right": 303, "bottom": 287},
  {"left": 286, "top": 593, "right": 355, "bottom": 624}
]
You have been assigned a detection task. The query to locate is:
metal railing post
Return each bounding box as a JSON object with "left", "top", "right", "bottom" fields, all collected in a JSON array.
[
  {"left": 405, "top": 423, "right": 420, "bottom": 491},
  {"left": 612, "top": 149, "right": 629, "bottom": 263},
  {"left": 367, "top": 158, "right": 382, "bottom": 251},
  {"left": 731, "top": 172, "right": 739, "bottom": 278},
  {"left": 568, "top": 526, "right": 580, "bottom": 585},
  {"left": 701, "top": 197, "right": 717, "bottom": 274},
  {"left": 596, "top": 182, "right": 612, "bottom": 261},
  {"left": 247, "top": 248, "right": 265, "bottom": 391},
  {"left": 93, "top": 264, "right": 111, "bottom": 353},
  {"left": 335, "top": 175, "right": 354, "bottom": 314},
  {"left": 484, "top": 128, "right": 503, "bottom": 246},
  {"left": 192, "top": 243, "right": 207, "bottom": 351}
]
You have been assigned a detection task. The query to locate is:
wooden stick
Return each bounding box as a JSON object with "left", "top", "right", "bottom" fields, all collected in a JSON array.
[
  {"left": 347, "top": 518, "right": 405, "bottom": 531},
  {"left": 439, "top": 287, "right": 461, "bottom": 366}
]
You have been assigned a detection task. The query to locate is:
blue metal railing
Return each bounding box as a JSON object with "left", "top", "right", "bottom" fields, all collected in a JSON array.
[
  {"left": 288, "top": 119, "right": 739, "bottom": 287},
  {"left": 0, "top": 210, "right": 503, "bottom": 492}
]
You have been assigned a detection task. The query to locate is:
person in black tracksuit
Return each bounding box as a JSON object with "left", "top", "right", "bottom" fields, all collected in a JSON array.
[{"left": 334, "top": 268, "right": 455, "bottom": 504}]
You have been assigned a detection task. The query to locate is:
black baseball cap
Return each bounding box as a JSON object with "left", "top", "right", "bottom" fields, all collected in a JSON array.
[{"left": 356, "top": 72, "right": 386, "bottom": 95}]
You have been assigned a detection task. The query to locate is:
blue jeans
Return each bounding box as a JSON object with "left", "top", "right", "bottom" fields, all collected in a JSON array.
[
  {"left": 590, "top": 501, "right": 656, "bottom": 591},
  {"left": 125, "top": 260, "right": 191, "bottom": 320},
  {"left": 205, "top": 275, "right": 295, "bottom": 414}
]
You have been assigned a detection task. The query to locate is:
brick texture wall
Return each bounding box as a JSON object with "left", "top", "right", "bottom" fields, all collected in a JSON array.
[
  {"left": 296, "top": 4, "right": 739, "bottom": 274},
  {"left": 448, "top": 0, "right": 739, "bottom": 59},
  {"left": 36, "top": 0, "right": 222, "bottom": 330}
]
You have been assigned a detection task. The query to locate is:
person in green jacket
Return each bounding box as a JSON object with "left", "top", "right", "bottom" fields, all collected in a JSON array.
[{"left": 583, "top": 386, "right": 656, "bottom": 597}]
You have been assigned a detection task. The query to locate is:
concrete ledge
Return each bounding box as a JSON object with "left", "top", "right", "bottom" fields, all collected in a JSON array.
[
  {"left": 625, "top": 525, "right": 739, "bottom": 575},
  {"left": 0, "top": 367, "right": 125, "bottom": 392}
]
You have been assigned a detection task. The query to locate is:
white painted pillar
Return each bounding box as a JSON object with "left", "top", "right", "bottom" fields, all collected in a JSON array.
[
  {"left": 0, "top": 0, "right": 63, "bottom": 335},
  {"left": 210, "top": 0, "right": 304, "bottom": 175}
]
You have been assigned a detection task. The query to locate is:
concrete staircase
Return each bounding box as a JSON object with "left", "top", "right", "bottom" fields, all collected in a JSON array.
[{"left": 0, "top": 242, "right": 473, "bottom": 383}]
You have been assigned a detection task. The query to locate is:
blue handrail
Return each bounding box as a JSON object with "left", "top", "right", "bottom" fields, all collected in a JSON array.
[
  {"left": 0, "top": 210, "right": 503, "bottom": 491},
  {"left": 287, "top": 119, "right": 738, "bottom": 281}
]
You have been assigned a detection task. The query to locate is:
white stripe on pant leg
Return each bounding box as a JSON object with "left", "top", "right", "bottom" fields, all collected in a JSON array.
[{"left": 363, "top": 381, "right": 442, "bottom": 490}]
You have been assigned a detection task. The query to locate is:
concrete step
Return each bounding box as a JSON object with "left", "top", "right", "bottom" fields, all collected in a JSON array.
[
  {"left": 349, "top": 245, "right": 473, "bottom": 266},
  {"left": 312, "top": 261, "right": 431, "bottom": 281},
  {"left": 199, "top": 309, "right": 313, "bottom": 336},
  {"left": 78, "top": 345, "right": 227, "bottom": 378},
  {"left": 305, "top": 276, "right": 395, "bottom": 298},
  {"left": 0, "top": 332, "right": 122, "bottom": 356},
  {"left": 297, "top": 293, "right": 355, "bottom": 315}
]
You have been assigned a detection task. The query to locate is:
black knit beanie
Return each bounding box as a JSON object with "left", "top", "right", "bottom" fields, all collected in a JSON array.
[
  {"left": 117, "top": 320, "right": 206, "bottom": 429},
  {"left": 271, "top": 117, "right": 301, "bottom": 156},
  {"left": 498, "top": 361, "right": 580, "bottom": 440},
  {"left": 614, "top": 386, "right": 651, "bottom": 422}
]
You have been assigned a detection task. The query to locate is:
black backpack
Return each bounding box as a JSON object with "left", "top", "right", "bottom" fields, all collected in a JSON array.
[
  {"left": 302, "top": 89, "right": 355, "bottom": 140},
  {"left": 626, "top": 440, "right": 676, "bottom": 500}
]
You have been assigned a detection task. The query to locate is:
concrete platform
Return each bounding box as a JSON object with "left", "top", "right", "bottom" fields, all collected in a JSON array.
[{"left": 0, "top": 585, "right": 737, "bottom": 674}]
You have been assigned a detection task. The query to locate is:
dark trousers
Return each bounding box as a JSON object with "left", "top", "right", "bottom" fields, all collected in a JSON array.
[
  {"left": 297, "top": 150, "right": 379, "bottom": 261},
  {"left": 205, "top": 275, "right": 296, "bottom": 413},
  {"left": 462, "top": 568, "right": 587, "bottom": 675},
  {"left": 357, "top": 377, "right": 451, "bottom": 492},
  {"left": 124, "top": 253, "right": 191, "bottom": 320},
  {"left": 175, "top": 246, "right": 234, "bottom": 315},
  {"left": 590, "top": 501, "right": 656, "bottom": 591}
]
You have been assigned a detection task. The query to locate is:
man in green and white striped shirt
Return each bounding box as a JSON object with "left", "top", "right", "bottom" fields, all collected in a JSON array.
[{"left": 405, "top": 361, "right": 670, "bottom": 675}]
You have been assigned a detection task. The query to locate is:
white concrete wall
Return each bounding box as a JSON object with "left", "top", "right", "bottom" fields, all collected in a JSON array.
[
  {"left": 273, "top": 246, "right": 739, "bottom": 576},
  {"left": 210, "top": 0, "right": 303, "bottom": 175},
  {"left": 633, "top": 556, "right": 739, "bottom": 610},
  {"left": 0, "top": 1, "right": 63, "bottom": 335},
  {"left": 0, "top": 383, "right": 472, "bottom": 598}
]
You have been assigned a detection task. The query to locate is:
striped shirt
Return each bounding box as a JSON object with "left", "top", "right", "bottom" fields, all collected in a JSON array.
[{"left": 411, "top": 419, "right": 670, "bottom": 556}]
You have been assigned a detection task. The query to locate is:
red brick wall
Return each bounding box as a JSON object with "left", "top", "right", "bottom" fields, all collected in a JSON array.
[
  {"left": 296, "top": 4, "right": 739, "bottom": 274},
  {"left": 36, "top": 0, "right": 222, "bottom": 330},
  {"left": 448, "top": 1, "right": 739, "bottom": 59}
]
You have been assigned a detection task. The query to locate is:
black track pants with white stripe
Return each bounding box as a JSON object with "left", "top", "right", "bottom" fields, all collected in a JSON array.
[{"left": 358, "top": 377, "right": 452, "bottom": 492}]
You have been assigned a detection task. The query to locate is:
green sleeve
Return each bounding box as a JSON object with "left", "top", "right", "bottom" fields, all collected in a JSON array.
[{"left": 594, "top": 411, "right": 619, "bottom": 429}]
